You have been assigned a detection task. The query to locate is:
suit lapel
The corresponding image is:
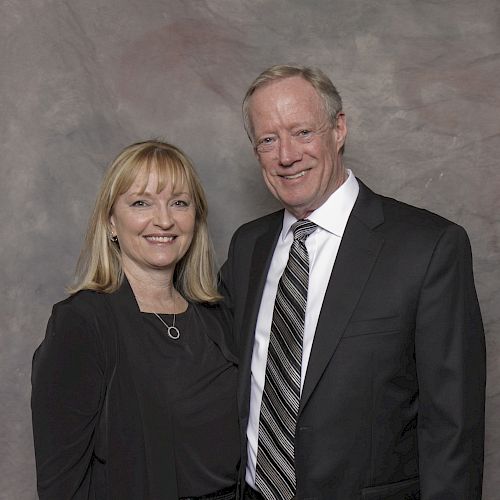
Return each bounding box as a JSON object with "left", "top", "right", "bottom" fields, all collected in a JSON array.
[{"left": 299, "top": 183, "right": 385, "bottom": 412}]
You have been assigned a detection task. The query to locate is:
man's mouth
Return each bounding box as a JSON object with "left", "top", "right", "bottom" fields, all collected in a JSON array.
[{"left": 282, "top": 171, "right": 306, "bottom": 180}]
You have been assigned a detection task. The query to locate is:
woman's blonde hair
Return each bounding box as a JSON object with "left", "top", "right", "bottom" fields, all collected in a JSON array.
[{"left": 69, "top": 140, "right": 221, "bottom": 302}]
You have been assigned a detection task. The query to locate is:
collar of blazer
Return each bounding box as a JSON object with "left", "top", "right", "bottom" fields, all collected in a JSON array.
[{"left": 107, "top": 276, "right": 238, "bottom": 365}]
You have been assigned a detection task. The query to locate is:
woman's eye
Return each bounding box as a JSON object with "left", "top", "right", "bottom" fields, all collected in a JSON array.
[
  {"left": 172, "top": 200, "right": 189, "bottom": 207},
  {"left": 131, "top": 200, "right": 148, "bottom": 207}
]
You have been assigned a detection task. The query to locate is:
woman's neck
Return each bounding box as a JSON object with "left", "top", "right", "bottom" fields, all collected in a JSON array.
[{"left": 123, "top": 266, "right": 187, "bottom": 314}]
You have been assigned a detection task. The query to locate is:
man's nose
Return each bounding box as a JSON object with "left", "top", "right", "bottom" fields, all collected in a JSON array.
[{"left": 278, "top": 135, "right": 301, "bottom": 167}]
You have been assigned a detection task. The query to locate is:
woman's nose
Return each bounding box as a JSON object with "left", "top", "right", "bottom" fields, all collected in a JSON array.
[{"left": 153, "top": 205, "right": 174, "bottom": 228}]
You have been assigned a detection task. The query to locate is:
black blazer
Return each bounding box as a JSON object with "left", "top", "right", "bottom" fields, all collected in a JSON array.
[
  {"left": 32, "top": 279, "right": 237, "bottom": 500},
  {"left": 221, "top": 181, "right": 485, "bottom": 500}
]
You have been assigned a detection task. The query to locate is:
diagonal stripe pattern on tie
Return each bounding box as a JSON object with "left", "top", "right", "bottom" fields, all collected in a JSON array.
[{"left": 255, "top": 219, "right": 317, "bottom": 500}]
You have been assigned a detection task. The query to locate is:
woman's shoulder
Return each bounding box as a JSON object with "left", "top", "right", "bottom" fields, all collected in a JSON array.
[
  {"left": 192, "top": 299, "right": 230, "bottom": 321},
  {"left": 47, "top": 290, "right": 113, "bottom": 344},
  {"left": 188, "top": 300, "right": 233, "bottom": 335},
  {"left": 52, "top": 289, "right": 108, "bottom": 317},
  {"left": 190, "top": 300, "right": 236, "bottom": 361},
  {"left": 36, "top": 291, "right": 111, "bottom": 374}
]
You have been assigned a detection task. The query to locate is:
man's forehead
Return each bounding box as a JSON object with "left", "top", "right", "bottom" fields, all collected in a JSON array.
[
  {"left": 252, "top": 75, "right": 317, "bottom": 99},
  {"left": 250, "top": 77, "right": 325, "bottom": 122},
  {"left": 253, "top": 79, "right": 322, "bottom": 114}
]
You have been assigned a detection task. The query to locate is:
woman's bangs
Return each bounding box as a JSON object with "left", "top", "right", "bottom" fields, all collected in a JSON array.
[{"left": 152, "top": 155, "right": 189, "bottom": 194}]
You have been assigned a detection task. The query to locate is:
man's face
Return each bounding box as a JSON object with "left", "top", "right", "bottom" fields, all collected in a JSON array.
[{"left": 248, "top": 76, "right": 347, "bottom": 219}]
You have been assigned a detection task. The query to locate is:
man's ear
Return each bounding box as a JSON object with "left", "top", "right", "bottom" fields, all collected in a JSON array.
[{"left": 334, "top": 112, "right": 347, "bottom": 153}]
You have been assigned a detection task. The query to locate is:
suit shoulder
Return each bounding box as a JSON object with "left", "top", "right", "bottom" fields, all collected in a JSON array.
[
  {"left": 356, "top": 181, "right": 470, "bottom": 250},
  {"left": 377, "top": 192, "right": 465, "bottom": 236},
  {"left": 231, "top": 209, "right": 283, "bottom": 240}
]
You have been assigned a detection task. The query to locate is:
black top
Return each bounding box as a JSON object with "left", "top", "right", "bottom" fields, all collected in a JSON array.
[
  {"left": 141, "top": 308, "right": 239, "bottom": 497},
  {"left": 31, "top": 280, "right": 239, "bottom": 499}
]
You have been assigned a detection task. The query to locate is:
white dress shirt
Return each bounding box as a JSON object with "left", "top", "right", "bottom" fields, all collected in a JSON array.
[{"left": 246, "top": 170, "right": 360, "bottom": 487}]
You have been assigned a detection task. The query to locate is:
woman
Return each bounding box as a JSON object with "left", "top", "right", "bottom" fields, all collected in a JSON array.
[{"left": 31, "top": 141, "right": 239, "bottom": 499}]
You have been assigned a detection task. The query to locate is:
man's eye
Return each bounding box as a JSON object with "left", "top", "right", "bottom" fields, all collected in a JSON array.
[
  {"left": 256, "top": 137, "right": 276, "bottom": 153},
  {"left": 298, "top": 129, "right": 311, "bottom": 136}
]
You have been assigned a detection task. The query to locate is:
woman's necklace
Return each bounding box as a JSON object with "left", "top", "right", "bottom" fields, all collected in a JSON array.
[
  {"left": 153, "top": 312, "right": 180, "bottom": 340},
  {"left": 153, "top": 293, "right": 181, "bottom": 340}
]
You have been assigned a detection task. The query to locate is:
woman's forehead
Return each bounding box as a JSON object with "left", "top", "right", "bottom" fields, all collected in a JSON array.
[{"left": 126, "top": 164, "right": 188, "bottom": 193}]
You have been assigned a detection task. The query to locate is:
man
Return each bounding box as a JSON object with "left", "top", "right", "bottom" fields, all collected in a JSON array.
[{"left": 220, "top": 65, "right": 485, "bottom": 500}]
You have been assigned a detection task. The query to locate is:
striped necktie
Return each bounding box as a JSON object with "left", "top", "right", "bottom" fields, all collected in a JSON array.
[{"left": 255, "top": 219, "right": 317, "bottom": 499}]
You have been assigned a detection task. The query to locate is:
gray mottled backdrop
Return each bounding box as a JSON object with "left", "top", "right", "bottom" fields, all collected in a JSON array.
[{"left": 1, "top": 0, "right": 499, "bottom": 498}]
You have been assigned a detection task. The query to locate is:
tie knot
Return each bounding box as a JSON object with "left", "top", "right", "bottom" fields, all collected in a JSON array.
[{"left": 292, "top": 219, "right": 317, "bottom": 242}]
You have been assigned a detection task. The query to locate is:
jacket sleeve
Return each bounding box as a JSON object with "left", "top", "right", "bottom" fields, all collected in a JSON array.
[
  {"left": 219, "top": 245, "right": 234, "bottom": 312},
  {"left": 219, "top": 224, "right": 242, "bottom": 319},
  {"left": 31, "top": 300, "right": 106, "bottom": 500},
  {"left": 415, "top": 224, "right": 485, "bottom": 499}
]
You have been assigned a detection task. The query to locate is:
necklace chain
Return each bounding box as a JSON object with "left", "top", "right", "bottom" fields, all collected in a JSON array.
[
  {"left": 152, "top": 293, "right": 181, "bottom": 340},
  {"left": 153, "top": 312, "right": 180, "bottom": 340}
]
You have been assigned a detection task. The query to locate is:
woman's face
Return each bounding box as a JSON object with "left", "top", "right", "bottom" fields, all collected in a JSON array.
[{"left": 109, "top": 169, "right": 196, "bottom": 279}]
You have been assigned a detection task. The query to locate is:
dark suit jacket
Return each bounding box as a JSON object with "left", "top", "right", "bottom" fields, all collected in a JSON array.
[
  {"left": 220, "top": 181, "right": 485, "bottom": 500},
  {"left": 32, "top": 279, "right": 237, "bottom": 500}
]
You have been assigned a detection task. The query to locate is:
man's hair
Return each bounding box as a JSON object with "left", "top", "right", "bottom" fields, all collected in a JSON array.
[
  {"left": 242, "top": 64, "right": 343, "bottom": 141},
  {"left": 69, "top": 140, "right": 221, "bottom": 302}
]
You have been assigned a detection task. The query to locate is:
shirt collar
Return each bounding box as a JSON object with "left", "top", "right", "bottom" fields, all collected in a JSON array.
[{"left": 281, "top": 169, "right": 359, "bottom": 241}]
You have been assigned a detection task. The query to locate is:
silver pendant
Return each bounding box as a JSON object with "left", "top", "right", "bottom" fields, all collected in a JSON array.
[
  {"left": 153, "top": 312, "right": 181, "bottom": 340},
  {"left": 167, "top": 325, "right": 180, "bottom": 340}
]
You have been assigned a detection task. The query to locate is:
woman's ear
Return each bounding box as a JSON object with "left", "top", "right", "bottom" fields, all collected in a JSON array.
[{"left": 109, "top": 215, "right": 117, "bottom": 239}]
